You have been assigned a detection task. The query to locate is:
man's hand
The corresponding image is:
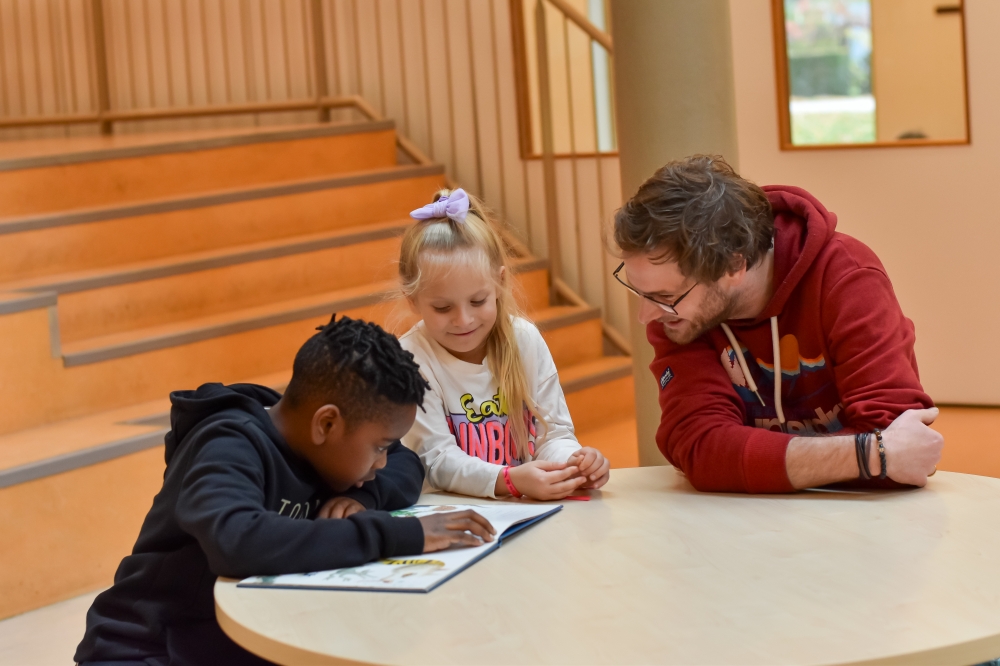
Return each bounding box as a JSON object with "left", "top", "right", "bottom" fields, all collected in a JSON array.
[
  {"left": 317, "top": 497, "right": 366, "bottom": 520},
  {"left": 419, "top": 510, "right": 496, "bottom": 552},
  {"left": 507, "top": 460, "right": 588, "bottom": 500},
  {"left": 878, "top": 407, "right": 944, "bottom": 487},
  {"left": 567, "top": 447, "right": 611, "bottom": 490}
]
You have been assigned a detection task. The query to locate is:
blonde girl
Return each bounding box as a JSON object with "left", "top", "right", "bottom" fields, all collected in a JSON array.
[{"left": 397, "top": 188, "right": 610, "bottom": 500}]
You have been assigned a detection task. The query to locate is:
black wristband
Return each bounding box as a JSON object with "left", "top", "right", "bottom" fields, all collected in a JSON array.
[
  {"left": 874, "top": 428, "right": 887, "bottom": 479},
  {"left": 855, "top": 432, "right": 872, "bottom": 480}
]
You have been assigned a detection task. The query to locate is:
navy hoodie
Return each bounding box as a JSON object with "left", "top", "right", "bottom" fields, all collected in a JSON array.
[{"left": 75, "top": 383, "right": 425, "bottom": 664}]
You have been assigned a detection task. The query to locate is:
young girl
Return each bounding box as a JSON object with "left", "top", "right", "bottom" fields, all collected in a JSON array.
[{"left": 398, "top": 188, "right": 610, "bottom": 500}]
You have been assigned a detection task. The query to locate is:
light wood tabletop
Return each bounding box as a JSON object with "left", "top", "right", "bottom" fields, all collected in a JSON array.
[{"left": 215, "top": 466, "right": 1000, "bottom": 665}]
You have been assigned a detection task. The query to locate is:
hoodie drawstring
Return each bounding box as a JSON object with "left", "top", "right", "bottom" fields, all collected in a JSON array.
[
  {"left": 720, "top": 318, "right": 785, "bottom": 429},
  {"left": 720, "top": 323, "right": 764, "bottom": 406},
  {"left": 769, "top": 316, "right": 785, "bottom": 426}
]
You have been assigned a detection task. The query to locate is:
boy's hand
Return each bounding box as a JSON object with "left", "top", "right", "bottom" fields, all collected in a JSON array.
[
  {"left": 318, "top": 497, "right": 366, "bottom": 519},
  {"left": 509, "top": 460, "right": 588, "bottom": 500},
  {"left": 567, "top": 447, "right": 611, "bottom": 490},
  {"left": 419, "top": 510, "right": 496, "bottom": 552}
]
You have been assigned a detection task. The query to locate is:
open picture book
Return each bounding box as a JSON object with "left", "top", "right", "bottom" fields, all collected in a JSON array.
[{"left": 238, "top": 502, "right": 562, "bottom": 593}]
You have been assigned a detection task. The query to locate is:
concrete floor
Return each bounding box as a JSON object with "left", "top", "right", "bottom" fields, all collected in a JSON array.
[{"left": 0, "top": 589, "right": 100, "bottom": 666}]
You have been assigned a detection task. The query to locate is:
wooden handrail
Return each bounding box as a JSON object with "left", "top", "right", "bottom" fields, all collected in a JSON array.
[
  {"left": 545, "top": 0, "right": 613, "bottom": 53},
  {"left": 0, "top": 97, "right": 361, "bottom": 129}
]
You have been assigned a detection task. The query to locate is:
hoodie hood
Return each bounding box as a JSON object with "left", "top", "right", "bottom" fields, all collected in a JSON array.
[
  {"left": 756, "top": 185, "right": 838, "bottom": 322},
  {"left": 164, "top": 383, "right": 282, "bottom": 463}
]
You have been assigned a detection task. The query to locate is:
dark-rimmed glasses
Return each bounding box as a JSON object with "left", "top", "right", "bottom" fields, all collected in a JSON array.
[{"left": 612, "top": 262, "right": 697, "bottom": 316}]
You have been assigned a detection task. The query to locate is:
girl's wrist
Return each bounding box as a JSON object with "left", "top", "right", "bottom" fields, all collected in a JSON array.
[
  {"left": 494, "top": 469, "right": 510, "bottom": 497},
  {"left": 502, "top": 466, "right": 523, "bottom": 498}
]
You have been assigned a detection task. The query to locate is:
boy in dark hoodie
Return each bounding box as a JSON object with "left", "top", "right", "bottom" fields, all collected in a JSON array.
[{"left": 75, "top": 315, "right": 495, "bottom": 665}]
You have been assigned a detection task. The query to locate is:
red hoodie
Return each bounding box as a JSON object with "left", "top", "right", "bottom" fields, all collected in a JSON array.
[{"left": 647, "top": 185, "right": 933, "bottom": 493}]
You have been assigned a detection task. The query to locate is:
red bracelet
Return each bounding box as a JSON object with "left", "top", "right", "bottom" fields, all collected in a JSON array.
[{"left": 502, "top": 466, "right": 522, "bottom": 498}]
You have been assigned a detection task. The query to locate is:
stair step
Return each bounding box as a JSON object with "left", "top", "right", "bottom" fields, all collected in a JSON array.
[
  {"left": 57, "top": 256, "right": 551, "bottom": 365},
  {"left": 565, "top": 373, "right": 635, "bottom": 433},
  {"left": 0, "top": 164, "right": 447, "bottom": 284},
  {"left": 2, "top": 219, "right": 413, "bottom": 296},
  {"left": 0, "top": 442, "right": 165, "bottom": 620},
  {"left": 559, "top": 356, "right": 634, "bottom": 394},
  {"left": 61, "top": 281, "right": 398, "bottom": 367},
  {"left": 15, "top": 220, "right": 411, "bottom": 343},
  {"left": 0, "top": 121, "right": 399, "bottom": 218},
  {"left": 531, "top": 304, "right": 601, "bottom": 332},
  {"left": 0, "top": 369, "right": 290, "bottom": 488},
  {"left": 530, "top": 305, "right": 604, "bottom": 369}
]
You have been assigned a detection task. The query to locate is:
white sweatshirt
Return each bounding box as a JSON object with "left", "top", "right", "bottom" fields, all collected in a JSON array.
[{"left": 400, "top": 317, "right": 581, "bottom": 498}]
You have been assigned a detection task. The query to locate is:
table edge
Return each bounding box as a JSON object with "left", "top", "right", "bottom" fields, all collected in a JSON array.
[
  {"left": 215, "top": 578, "right": 1000, "bottom": 666},
  {"left": 215, "top": 586, "right": 371, "bottom": 666}
]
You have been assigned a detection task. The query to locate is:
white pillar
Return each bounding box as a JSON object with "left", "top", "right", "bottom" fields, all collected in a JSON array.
[{"left": 609, "top": 0, "right": 741, "bottom": 466}]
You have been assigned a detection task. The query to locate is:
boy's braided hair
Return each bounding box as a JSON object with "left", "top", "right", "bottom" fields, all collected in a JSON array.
[{"left": 284, "top": 314, "right": 429, "bottom": 425}]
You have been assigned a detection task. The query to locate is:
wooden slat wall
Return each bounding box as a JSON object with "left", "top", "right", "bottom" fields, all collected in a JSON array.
[{"left": 0, "top": 0, "right": 630, "bottom": 341}]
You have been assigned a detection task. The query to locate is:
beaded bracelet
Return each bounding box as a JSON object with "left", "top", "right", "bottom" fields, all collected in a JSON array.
[
  {"left": 874, "top": 428, "right": 887, "bottom": 479},
  {"left": 502, "top": 466, "right": 523, "bottom": 498}
]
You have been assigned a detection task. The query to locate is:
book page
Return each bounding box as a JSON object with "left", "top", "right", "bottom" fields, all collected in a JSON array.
[
  {"left": 239, "top": 503, "right": 559, "bottom": 592},
  {"left": 389, "top": 503, "right": 557, "bottom": 537}
]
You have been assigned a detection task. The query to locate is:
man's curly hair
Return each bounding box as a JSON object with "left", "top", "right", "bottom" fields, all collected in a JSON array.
[
  {"left": 284, "top": 314, "right": 430, "bottom": 425},
  {"left": 614, "top": 155, "right": 774, "bottom": 283}
]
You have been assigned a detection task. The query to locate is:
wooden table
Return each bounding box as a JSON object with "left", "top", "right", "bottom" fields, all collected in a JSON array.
[{"left": 215, "top": 467, "right": 1000, "bottom": 665}]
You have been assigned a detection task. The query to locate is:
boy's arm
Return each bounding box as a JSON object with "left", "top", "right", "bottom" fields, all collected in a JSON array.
[
  {"left": 333, "top": 441, "right": 424, "bottom": 510},
  {"left": 175, "top": 428, "right": 424, "bottom": 578}
]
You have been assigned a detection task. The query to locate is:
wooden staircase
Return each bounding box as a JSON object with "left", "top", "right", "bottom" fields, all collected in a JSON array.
[{"left": 0, "top": 120, "right": 636, "bottom": 620}]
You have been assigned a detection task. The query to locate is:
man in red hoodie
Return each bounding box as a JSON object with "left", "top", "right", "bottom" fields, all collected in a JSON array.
[{"left": 613, "top": 155, "right": 943, "bottom": 493}]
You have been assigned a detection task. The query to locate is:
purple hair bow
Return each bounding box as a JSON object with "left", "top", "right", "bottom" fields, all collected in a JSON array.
[{"left": 410, "top": 188, "right": 470, "bottom": 223}]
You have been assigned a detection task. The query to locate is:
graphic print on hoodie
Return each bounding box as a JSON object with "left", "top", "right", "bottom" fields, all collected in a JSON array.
[
  {"left": 720, "top": 332, "right": 844, "bottom": 434},
  {"left": 444, "top": 391, "right": 538, "bottom": 466},
  {"left": 74, "top": 383, "right": 425, "bottom": 665},
  {"left": 647, "top": 185, "right": 934, "bottom": 494}
]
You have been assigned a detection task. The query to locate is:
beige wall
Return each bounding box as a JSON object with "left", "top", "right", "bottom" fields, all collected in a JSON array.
[
  {"left": 871, "top": 0, "right": 967, "bottom": 141},
  {"left": 729, "top": 0, "right": 995, "bottom": 404}
]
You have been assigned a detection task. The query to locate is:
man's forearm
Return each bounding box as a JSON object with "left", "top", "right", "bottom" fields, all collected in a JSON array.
[{"left": 786, "top": 435, "right": 866, "bottom": 489}]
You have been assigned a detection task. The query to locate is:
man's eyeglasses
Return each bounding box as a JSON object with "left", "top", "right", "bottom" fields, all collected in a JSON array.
[{"left": 612, "top": 262, "right": 697, "bottom": 317}]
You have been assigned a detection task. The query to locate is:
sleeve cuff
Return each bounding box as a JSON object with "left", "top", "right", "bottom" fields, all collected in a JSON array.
[
  {"left": 386, "top": 516, "right": 425, "bottom": 557},
  {"left": 484, "top": 468, "right": 501, "bottom": 499},
  {"left": 742, "top": 429, "right": 795, "bottom": 493},
  {"left": 337, "top": 486, "right": 378, "bottom": 510}
]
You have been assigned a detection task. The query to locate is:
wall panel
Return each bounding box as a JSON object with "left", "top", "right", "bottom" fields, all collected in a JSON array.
[{"left": 0, "top": 0, "right": 631, "bottom": 341}]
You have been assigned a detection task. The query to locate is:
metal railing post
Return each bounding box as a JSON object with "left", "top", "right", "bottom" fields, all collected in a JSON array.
[
  {"left": 535, "top": 0, "right": 562, "bottom": 302},
  {"left": 90, "top": 0, "right": 112, "bottom": 134},
  {"left": 310, "top": 0, "right": 331, "bottom": 123}
]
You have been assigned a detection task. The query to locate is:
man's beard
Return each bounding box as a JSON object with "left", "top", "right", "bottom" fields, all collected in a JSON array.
[{"left": 661, "top": 283, "right": 738, "bottom": 345}]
